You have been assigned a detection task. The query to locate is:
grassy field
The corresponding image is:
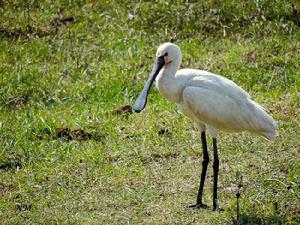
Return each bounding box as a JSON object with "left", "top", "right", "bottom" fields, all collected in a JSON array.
[{"left": 0, "top": 0, "right": 299, "bottom": 224}]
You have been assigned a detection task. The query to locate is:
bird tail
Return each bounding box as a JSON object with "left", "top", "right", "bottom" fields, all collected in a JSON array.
[
  {"left": 250, "top": 100, "right": 277, "bottom": 141},
  {"left": 261, "top": 128, "right": 277, "bottom": 141}
]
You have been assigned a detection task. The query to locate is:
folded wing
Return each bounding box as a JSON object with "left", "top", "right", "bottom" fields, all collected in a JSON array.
[{"left": 182, "top": 85, "right": 277, "bottom": 140}]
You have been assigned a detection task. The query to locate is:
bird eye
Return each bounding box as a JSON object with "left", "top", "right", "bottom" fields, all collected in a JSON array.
[{"left": 164, "top": 52, "right": 168, "bottom": 56}]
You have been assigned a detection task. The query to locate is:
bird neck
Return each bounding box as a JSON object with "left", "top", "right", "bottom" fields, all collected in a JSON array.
[{"left": 155, "top": 58, "right": 182, "bottom": 104}]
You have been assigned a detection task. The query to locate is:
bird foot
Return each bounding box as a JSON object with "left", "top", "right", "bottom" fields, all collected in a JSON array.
[{"left": 188, "top": 203, "right": 208, "bottom": 209}]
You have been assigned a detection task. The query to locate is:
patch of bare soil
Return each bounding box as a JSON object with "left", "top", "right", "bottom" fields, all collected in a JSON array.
[
  {"left": 30, "top": 127, "right": 104, "bottom": 142},
  {"left": 0, "top": 183, "right": 15, "bottom": 194},
  {"left": 49, "top": 16, "right": 75, "bottom": 27},
  {"left": 6, "top": 95, "right": 29, "bottom": 107},
  {"left": 1, "top": 16, "right": 76, "bottom": 40},
  {"left": 158, "top": 128, "right": 171, "bottom": 136},
  {"left": 0, "top": 162, "right": 22, "bottom": 172},
  {"left": 0, "top": 25, "right": 52, "bottom": 40},
  {"left": 151, "top": 152, "right": 179, "bottom": 160},
  {"left": 54, "top": 128, "right": 92, "bottom": 141},
  {"left": 284, "top": 4, "right": 300, "bottom": 27},
  {"left": 158, "top": 122, "right": 171, "bottom": 136},
  {"left": 113, "top": 104, "right": 133, "bottom": 115}
]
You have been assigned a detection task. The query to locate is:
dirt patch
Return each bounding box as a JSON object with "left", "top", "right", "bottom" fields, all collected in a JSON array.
[
  {"left": 6, "top": 95, "right": 29, "bottom": 107},
  {"left": 30, "top": 127, "right": 104, "bottom": 142},
  {"left": 0, "top": 28, "right": 22, "bottom": 39},
  {"left": 113, "top": 104, "right": 133, "bottom": 115},
  {"left": 54, "top": 128, "right": 92, "bottom": 141},
  {"left": 53, "top": 127, "right": 104, "bottom": 141},
  {"left": 1, "top": 16, "right": 76, "bottom": 40},
  {"left": 284, "top": 4, "right": 300, "bottom": 27},
  {"left": 158, "top": 128, "right": 171, "bottom": 136},
  {"left": 157, "top": 122, "right": 171, "bottom": 136},
  {"left": 151, "top": 152, "right": 179, "bottom": 160},
  {"left": 0, "top": 162, "right": 22, "bottom": 172},
  {"left": 0, "top": 183, "right": 15, "bottom": 194},
  {"left": 49, "top": 16, "right": 75, "bottom": 27},
  {"left": 0, "top": 25, "right": 52, "bottom": 40}
]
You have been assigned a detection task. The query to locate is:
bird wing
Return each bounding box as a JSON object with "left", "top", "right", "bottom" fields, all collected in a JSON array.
[
  {"left": 181, "top": 86, "right": 277, "bottom": 140},
  {"left": 177, "top": 69, "right": 250, "bottom": 100}
]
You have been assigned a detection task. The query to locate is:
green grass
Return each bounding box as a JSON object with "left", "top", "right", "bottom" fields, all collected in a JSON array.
[{"left": 0, "top": 0, "right": 299, "bottom": 224}]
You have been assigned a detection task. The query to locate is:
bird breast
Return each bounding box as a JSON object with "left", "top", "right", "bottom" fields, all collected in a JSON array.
[{"left": 155, "top": 73, "right": 184, "bottom": 104}]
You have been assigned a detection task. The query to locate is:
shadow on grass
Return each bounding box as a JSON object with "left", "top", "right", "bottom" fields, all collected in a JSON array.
[{"left": 233, "top": 213, "right": 285, "bottom": 225}]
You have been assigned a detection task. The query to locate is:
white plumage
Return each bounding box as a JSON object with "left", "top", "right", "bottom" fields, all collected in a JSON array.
[
  {"left": 134, "top": 42, "right": 277, "bottom": 210},
  {"left": 154, "top": 44, "right": 277, "bottom": 140}
]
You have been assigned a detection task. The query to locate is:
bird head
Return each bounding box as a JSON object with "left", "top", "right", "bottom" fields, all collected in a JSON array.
[
  {"left": 133, "top": 43, "right": 182, "bottom": 113},
  {"left": 155, "top": 42, "right": 182, "bottom": 65}
]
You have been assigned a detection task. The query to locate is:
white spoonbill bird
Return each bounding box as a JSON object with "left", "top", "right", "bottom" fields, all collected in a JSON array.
[{"left": 133, "top": 43, "right": 277, "bottom": 210}]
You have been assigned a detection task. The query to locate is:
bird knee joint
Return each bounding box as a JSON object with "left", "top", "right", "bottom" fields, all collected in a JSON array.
[
  {"left": 213, "top": 160, "right": 219, "bottom": 170},
  {"left": 213, "top": 165, "right": 219, "bottom": 171}
]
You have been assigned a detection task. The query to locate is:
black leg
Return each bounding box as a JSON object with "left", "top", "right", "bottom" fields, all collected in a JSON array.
[
  {"left": 189, "top": 131, "right": 209, "bottom": 209},
  {"left": 212, "top": 138, "right": 219, "bottom": 210}
]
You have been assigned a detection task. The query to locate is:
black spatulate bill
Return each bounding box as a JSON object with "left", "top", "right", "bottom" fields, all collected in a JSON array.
[{"left": 134, "top": 56, "right": 165, "bottom": 113}]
